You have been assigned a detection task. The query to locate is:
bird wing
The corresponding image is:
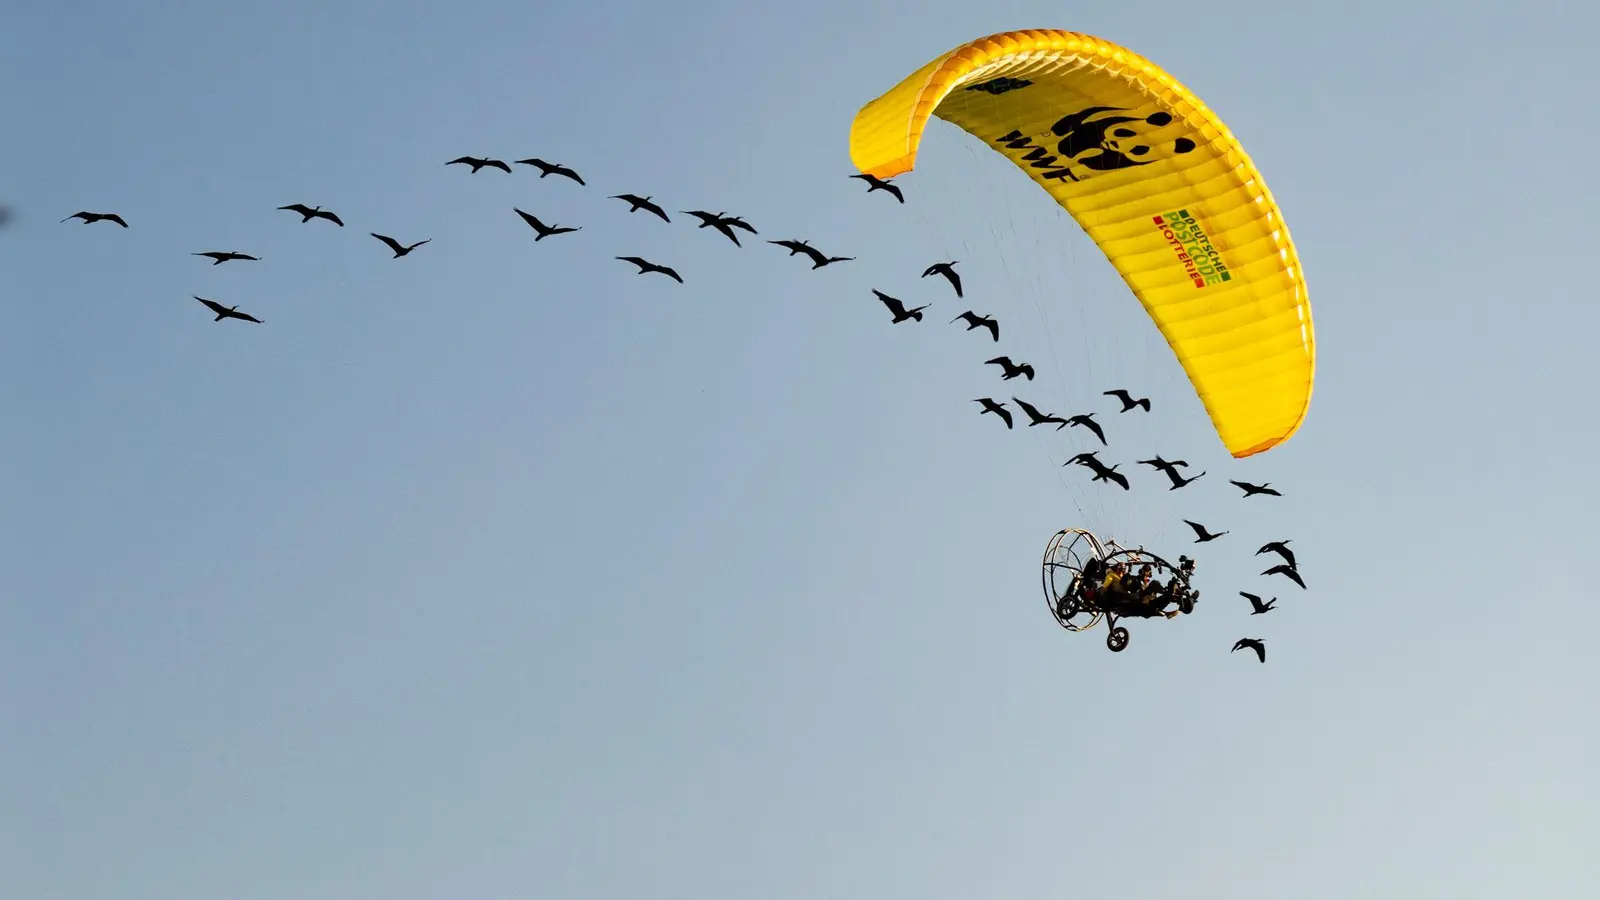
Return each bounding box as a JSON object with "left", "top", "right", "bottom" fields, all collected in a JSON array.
[
  {"left": 371, "top": 233, "right": 401, "bottom": 252},
  {"left": 321, "top": 211, "right": 344, "bottom": 226},
  {"left": 195, "top": 297, "right": 227, "bottom": 314}
]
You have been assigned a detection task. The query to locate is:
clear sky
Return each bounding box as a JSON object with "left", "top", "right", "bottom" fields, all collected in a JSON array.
[{"left": 5, "top": 1, "right": 1597, "bottom": 897}]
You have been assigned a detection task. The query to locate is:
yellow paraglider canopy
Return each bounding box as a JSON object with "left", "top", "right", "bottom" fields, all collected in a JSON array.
[{"left": 850, "top": 29, "right": 1313, "bottom": 458}]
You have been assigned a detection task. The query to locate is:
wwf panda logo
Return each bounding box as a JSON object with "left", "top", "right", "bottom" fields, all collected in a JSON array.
[{"left": 1052, "top": 106, "right": 1196, "bottom": 172}]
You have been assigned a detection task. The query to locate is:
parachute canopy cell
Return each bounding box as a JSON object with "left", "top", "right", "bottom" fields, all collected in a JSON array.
[{"left": 849, "top": 29, "right": 1314, "bottom": 458}]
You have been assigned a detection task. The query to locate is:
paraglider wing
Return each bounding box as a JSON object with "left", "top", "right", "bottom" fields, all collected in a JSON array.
[{"left": 849, "top": 29, "right": 1314, "bottom": 458}]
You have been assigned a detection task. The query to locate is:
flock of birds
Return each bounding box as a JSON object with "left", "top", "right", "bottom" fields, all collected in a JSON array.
[{"left": 59, "top": 154, "right": 1305, "bottom": 663}]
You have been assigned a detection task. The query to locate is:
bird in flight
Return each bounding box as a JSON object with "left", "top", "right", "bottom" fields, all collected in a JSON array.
[
  {"left": 616, "top": 256, "right": 683, "bottom": 283},
  {"left": 1231, "top": 638, "right": 1266, "bottom": 663},
  {"left": 1012, "top": 398, "right": 1069, "bottom": 429},
  {"left": 922, "top": 261, "right": 962, "bottom": 296},
  {"left": 193, "top": 250, "right": 259, "bottom": 265},
  {"left": 1240, "top": 592, "right": 1277, "bottom": 615},
  {"left": 767, "top": 239, "right": 853, "bottom": 268},
  {"left": 682, "top": 210, "right": 754, "bottom": 246},
  {"left": 609, "top": 194, "right": 671, "bottom": 222},
  {"left": 514, "top": 208, "right": 580, "bottom": 240},
  {"left": 62, "top": 210, "right": 128, "bottom": 227},
  {"left": 950, "top": 310, "right": 998, "bottom": 342},
  {"left": 1071, "top": 454, "right": 1129, "bottom": 490},
  {"left": 973, "top": 398, "right": 1013, "bottom": 429},
  {"left": 873, "top": 290, "right": 928, "bottom": 324},
  {"left": 850, "top": 172, "right": 904, "bottom": 203},
  {"left": 984, "top": 356, "right": 1035, "bottom": 381},
  {"left": 1231, "top": 480, "right": 1283, "bottom": 497},
  {"left": 1183, "top": 519, "right": 1228, "bottom": 543},
  {"left": 1065, "top": 413, "right": 1105, "bottom": 445},
  {"left": 278, "top": 204, "right": 343, "bottom": 226},
  {"left": 446, "top": 156, "right": 512, "bottom": 174},
  {"left": 516, "top": 158, "right": 585, "bottom": 184},
  {"left": 195, "top": 296, "right": 263, "bottom": 323},
  {"left": 370, "top": 233, "right": 430, "bottom": 257},
  {"left": 1262, "top": 564, "right": 1306, "bottom": 589},
  {"left": 1104, "top": 389, "right": 1151, "bottom": 412},
  {"left": 1257, "top": 540, "right": 1296, "bottom": 568}
]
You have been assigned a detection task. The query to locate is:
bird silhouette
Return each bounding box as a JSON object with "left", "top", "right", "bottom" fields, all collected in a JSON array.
[
  {"left": 984, "top": 356, "right": 1035, "bottom": 381},
  {"left": 1137, "top": 456, "right": 1189, "bottom": 474},
  {"left": 62, "top": 210, "right": 128, "bottom": 227},
  {"left": 1065, "top": 413, "right": 1105, "bottom": 445},
  {"left": 682, "top": 210, "right": 751, "bottom": 246},
  {"left": 1104, "top": 389, "right": 1151, "bottom": 412},
  {"left": 922, "top": 261, "right": 962, "bottom": 297},
  {"left": 610, "top": 194, "right": 671, "bottom": 222},
  {"left": 873, "top": 290, "right": 927, "bottom": 323},
  {"left": 193, "top": 251, "right": 259, "bottom": 265},
  {"left": 1262, "top": 564, "right": 1306, "bottom": 589},
  {"left": 1161, "top": 468, "right": 1206, "bottom": 490},
  {"left": 514, "top": 208, "right": 580, "bottom": 240},
  {"left": 1257, "top": 540, "right": 1297, "bottom": 568},
  {"left": 1012, "top": 398, "right": 1068, "bottom": 429},
  {"left": 950, "top": 310, "right": 999, "bottom": 342},
  {"left": 1231, "top": 638, "right": 1266, "bottom": 663},
  {"left": 1240, "top": 592, "right": 1277, "bottom": 615},
  {"left": 767, "top": 239, "right": 852, "bottom": 268},
  {"left": 616, "top": 256, "right": 683, "bottom": 283},
  {"left": 278, "top": 204, "right": 343, "bottom": 226},
  {"left": 446, "top": 156, "right": 512, "bottom": 174},
  {"left": 370, "top": 233, "right": 430, "bottom": 257},
  {"left": 974, "top": 398, "right": 1013, "bottom": 429},
  {"left": 195, "top": 296, "right": 263, "bottom": 323},
  {"left": 515, "top": 158, "right": 585, "bottom": 184},
  {"left": 1232, "top": 480, "right": 1282, "bottom": 497},
  {"left": 1072, "top": 455, "right": 1129, "bottom": 490},
  {"left": 850, "top": 172, "right": 904, "bottom": 202},
  {"left": 1183, "top": 519, "right": 1228, "bottom": 543}
]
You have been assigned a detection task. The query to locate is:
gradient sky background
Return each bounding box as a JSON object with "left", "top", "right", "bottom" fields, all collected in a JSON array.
[{"left": 5, "top": 1, "right": 1597, "bottom": 897}]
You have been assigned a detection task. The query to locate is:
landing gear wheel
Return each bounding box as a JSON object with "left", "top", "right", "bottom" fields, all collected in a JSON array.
[{"left": 1106, "top": 626, "right": 1130, "bottom": 652}]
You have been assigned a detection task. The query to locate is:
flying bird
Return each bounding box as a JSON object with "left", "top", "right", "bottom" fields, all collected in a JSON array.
[
  {"left": 922, "top": 261, "right": 962, "bottom": 297},
  {"left": 515, "top": 158, "right": 585, "bottom": 184},
  {"left": 1104, "top": 389, "right": 1151, "bottom": 412},
  {"left": 370, "top": 233, "right": 430, "bottom": 257},
  {"left": 1256, "top": 540, "right": 1297, "bottom": 568},
  {"left": 682, "top": 210, "right": 749, "bottom": 246},
  {"left": 1240, "top": 592, "right": 1277, "bottom": 615},
  {"left": 514, "top": 208, "right": 580, "bottom": 240},
  {"left": 194, "top": 296, "right": 263, "bottom": 323},
  {"left": 446, "top": 156, "right": 512, "bottom": 173},
  {"left": 950, "top": 310, "right": 999, "bottom": 342},
  {"left": 1065, "top": 413, "right": 1105, "bottom": 445},
  {"left": 973, "top": 398, "right": 1013, "bottom": 429},
  {"left": 1231, "top": 638, "right": 1266, "bottom": 663},
  {"left": 1162, "top": 468, "right": 1206, "bottom": 490},
  {"left": 1183, "top": 519, "right": 1228, "bottom": 543},
  {"left": 278, "top": 204, "right": 343, "bottom": 226},
  {"left": 850, "top": 172, "right": 904, "bottom": 203},
  {"left": 1232, "top": 480, "right": 1283, "bottom": 497},
  {"left": 610, "top": 194, "right": 671, "bottom": 222},
  {"left": 616, "top": 256, "right": 683, "bottom": 283},
  {"left": 984, "top": 356, "right": 1035, "bottom": 381},
  {"left": 1012, "top": 398, "right": 1068, "bottom": 429},
  {"left": 62, "top": 211, "right": 128, "bottom": 227},
  {"left": 1262, "top": 564, "right": 1306, "bottom": 589},
  {"left": 1072, "top": 455, "right": 1129, "bottom": 490},
  {"left": 192, "top": 251, "right": 259, "bottom": 265},
  {"left": 1137, "top": 456, "right": 1188, "bottom": 474},
  {"left": 767, "top": 239, "right": 852, "bottom": 268},
  {"left": 873, "top": 289, "right": 928, "bottom": 324}
]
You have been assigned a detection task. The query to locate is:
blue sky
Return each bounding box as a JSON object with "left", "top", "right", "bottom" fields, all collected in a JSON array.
[{"left": 5, "top": 1, "right": 1596, "bottom": 897}]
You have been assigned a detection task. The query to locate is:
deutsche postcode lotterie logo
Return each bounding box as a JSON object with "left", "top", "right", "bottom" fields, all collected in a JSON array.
[{"left": 1153, "top": 209, "right": 1231, "bottom": 288}]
